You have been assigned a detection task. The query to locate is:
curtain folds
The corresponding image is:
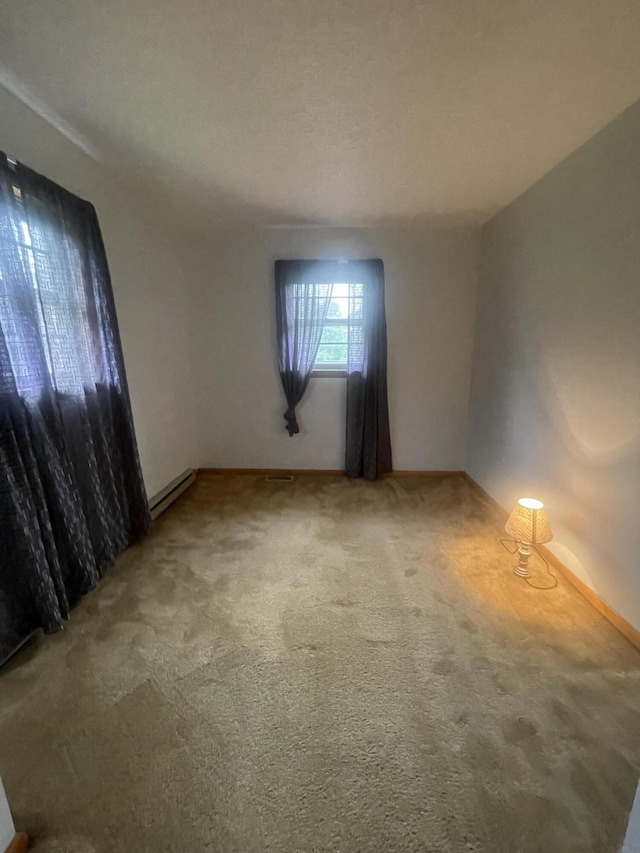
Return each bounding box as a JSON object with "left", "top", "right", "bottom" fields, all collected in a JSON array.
[
  {"left": 0, "top": 154, "right": 150, "bottom": 662},
  {"left": 345, "top": 259, "right": 392, "bottom": 480},
  {"left": 275, "top": 260, "right": 336, "bottom": 436}
]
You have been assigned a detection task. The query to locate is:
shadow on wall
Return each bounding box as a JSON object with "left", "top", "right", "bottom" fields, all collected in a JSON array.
[
  {"left": 484, "top": 315, "right": 640, "bottom": 606},
  {"left": 530, "top": 329, "right": 638, "bottom": 587},
  {"left": 533, "top": 337, "right": 640, "bottom": 466}
]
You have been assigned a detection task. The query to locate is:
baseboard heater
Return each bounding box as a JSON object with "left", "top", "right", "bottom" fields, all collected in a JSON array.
[{"left": 149, "top": 468, "right": 196, "bottom": 519}]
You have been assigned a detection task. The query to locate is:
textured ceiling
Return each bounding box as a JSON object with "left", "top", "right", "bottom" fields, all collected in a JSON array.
[{"left": 2, "top": 0, "right": 640, "bottom": 226}]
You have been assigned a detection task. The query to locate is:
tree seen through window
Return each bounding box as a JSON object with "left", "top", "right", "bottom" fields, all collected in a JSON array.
[{"left": 313, "top": 282, "right": 363, "bottom": 370}]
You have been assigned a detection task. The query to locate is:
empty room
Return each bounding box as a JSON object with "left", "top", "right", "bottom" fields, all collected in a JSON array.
[{"left": 1, "top": 1, "right": 640, "bottom": 851}]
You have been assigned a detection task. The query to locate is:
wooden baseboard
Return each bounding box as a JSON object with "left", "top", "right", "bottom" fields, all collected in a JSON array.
[
  {"left": 387, "top": 470, "right": 464, "bottom": 478},
  {"left": 462, "top": 472, "right": 640, "bottom": 652},
  {"left": 5, "top": 833, "right": 29, "bottom": 853},
  {"left": 536, "top": 542, "right": 640, "bottom": 652},
  {"left": 197, "top": 468, "right": 464, "bottom": 478},
  {"left": 197, "top": 468, "right": 344, "bottom": 476}
]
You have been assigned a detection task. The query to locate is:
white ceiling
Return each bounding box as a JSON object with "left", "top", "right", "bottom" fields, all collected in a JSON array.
[{"left": 2, "top": 0, "right": 640, "bottom": 226}]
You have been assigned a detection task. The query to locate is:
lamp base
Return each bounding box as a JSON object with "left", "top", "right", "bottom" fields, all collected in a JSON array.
[{"left": 513, "top": 542, "right": 532, "bottom": 578}]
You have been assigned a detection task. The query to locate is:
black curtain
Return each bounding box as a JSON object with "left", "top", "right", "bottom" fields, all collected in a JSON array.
[
  {"left": 275, "top": 260, "right": 336, "bottom": 436},
  {"left": 345, "top": 259, "right": 392, "bottom": 479},
  {"left": 0, "top": 153, "right": 150, "bottom": 662}
]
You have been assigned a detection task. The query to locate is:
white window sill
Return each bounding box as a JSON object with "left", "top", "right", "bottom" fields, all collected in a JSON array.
[{"left": 311, "top": 369, "right": 347, "bottom": 379}]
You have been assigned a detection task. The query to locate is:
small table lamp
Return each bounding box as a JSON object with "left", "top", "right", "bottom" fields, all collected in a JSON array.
[{"left": 505, "top": 498, "right": 553, "bottom": 578}]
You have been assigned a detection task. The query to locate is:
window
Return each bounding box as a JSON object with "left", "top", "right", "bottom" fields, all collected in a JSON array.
[
  {"left": 0, "top": 154, "right": 151, "bottom": 658},
  {"left": 312, "top": 281, "right": 364, "bottom": 375},
  {"left": 1, "top": 185, "right": 99, "bottom": 398}
]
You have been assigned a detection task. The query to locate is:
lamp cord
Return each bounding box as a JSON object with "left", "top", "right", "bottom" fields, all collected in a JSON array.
[{"left": 499, "top": 538, "right": 558, "bottom": 590}]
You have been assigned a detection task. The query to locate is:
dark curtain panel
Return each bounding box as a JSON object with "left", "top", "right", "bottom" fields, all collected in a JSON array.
[
  {"left": 275, "top": 260, "right": 336, "bottom": 436},
  {"left": 345, "top": 259, "right": 392, "bottom": 479},
  {"left": 0, "top": 154, "right": 150, "bottom": 662}
]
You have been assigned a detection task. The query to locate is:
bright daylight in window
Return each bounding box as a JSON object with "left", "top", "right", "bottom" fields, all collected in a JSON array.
[
  {"left": 1, "top": 194, "right": 93, "bottom": 396},
  {"left": 313, "top": 282, "right": 363, "bottom": 372}
]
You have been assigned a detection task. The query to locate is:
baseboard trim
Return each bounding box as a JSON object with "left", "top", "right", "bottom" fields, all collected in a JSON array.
[
  {"left": 197, "top": 468, "right": 464, "bottom": 478},
  {"left": 198, "top": 468, "right": 344, "bottom": 476},
  {"left": 535, "top": 542, "right": 640, "bottom": 652},
  {"left": 462, "top": 472, "right": 640, "bottom": 652},
  {"left": 5, "top": 833, "right": 29, "bottom": 853},
  {"left": 387, "top": 470, "right": 464, "bottom": 478}
]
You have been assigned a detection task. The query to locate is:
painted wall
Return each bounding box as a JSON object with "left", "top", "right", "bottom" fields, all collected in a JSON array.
[
  {"left": 623, "top": 780, "right": 640, "bottom": 853},
  {"left": 467, "top": 100, "right": 640, "bottom": 630},
  {"left": 0, "top": 85, "right": 197, "bottom": 497},
  {"left": 0, "top": 777, "right": 15, "bottom": 851},
  {"left": 188, "top": 225, "right": 479, "bottom": 471}
]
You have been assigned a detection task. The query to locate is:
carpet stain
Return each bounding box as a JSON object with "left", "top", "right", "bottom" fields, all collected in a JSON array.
[
  {"left": 0, "top": 473, "right": 639, "bottom": 853},
  {"left": 433, "top": 657, "right": 456, "bottom": 676},
  {"left": 502, "top": 717, "right": 538, "bottom": 744}
]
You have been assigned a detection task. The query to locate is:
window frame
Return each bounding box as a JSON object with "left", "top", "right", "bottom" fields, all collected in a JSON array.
[
  {"left": 311, "top": 285, "right": 363, "bottom": 378},
  {"left": 312, "top": 368, "right": 348, "bottom": 378}
]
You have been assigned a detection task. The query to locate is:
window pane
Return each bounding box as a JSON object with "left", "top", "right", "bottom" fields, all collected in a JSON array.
[
  {"left": 315, "top": 343, "right": 347, "bottom": 365},
  {"left": 325, "top": 283, "right": 364, "bottom": 320},
  {"left": 348, "top": 296, "right": 363, "bottom": 321},
  {"left": 307, "top": 282, "right": 366, "bottom": 371},
  {"left": 320, "top": 324, "right": 348, "bottom": 344},
  {"left": 327, "top": 297, "right": 349, "bottom": 319}
]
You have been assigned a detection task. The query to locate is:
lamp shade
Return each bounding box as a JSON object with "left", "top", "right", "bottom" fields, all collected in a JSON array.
[{"left": 505, "top": 498, "right": 552, "bottom": 544}]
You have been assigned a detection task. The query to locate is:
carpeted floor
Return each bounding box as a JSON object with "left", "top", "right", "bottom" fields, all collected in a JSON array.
[{"left": 1, "top": 474, "right": 639, "bottom": 853}]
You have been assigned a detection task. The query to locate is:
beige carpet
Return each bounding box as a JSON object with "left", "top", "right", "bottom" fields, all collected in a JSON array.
[{"left": 1, "top": 474, "right": 639, "bottom": 853}]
